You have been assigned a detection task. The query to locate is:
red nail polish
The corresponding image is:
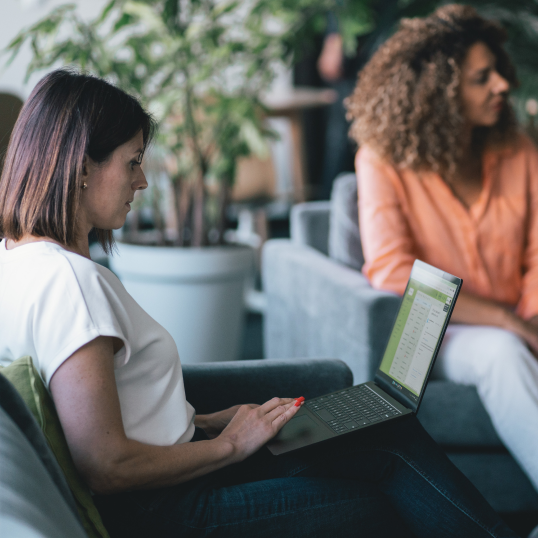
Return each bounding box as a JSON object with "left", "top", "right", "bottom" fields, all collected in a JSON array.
[{"left": 294, "top": 396, "right": 305, "bottom": 407}]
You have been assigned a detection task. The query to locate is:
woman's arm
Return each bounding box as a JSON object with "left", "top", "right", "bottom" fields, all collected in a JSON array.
[
  {"left": 356, "top": 148, "right": 419, "bottom": 295},
  {"left": 450, "top": 291, "right": 538, "bottom": 353},
  {"left": 49, "top": 336, "right": 301, "bottom": 495}
]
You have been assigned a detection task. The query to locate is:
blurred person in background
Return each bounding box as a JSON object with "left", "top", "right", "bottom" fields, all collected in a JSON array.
[
  {"left": 317, "top": 0, "right": 401, "bottom": 198},
  {"left": 347, "top": 4, "right": 538, "bottom": 492}
]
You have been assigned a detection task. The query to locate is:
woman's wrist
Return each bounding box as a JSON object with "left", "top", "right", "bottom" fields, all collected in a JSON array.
[
  {"left": 497, "top": 306, "right": 519, "bottom": 332},
  {"left": 208, "top": 436, "right": 238, "bottom": 464},
  {"left": 499, "top": 308, "right": 534, "bottom": 341},
  {"left": 194, "top": 412, "right": 225, "bottom": 438},
  {"left": 194, "top": 413, "right": 211, "bottom": 431}
]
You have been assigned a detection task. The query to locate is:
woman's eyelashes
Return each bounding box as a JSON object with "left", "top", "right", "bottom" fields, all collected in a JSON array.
[{"left": 474, "top": 70, "right": 490, "bottom": 85}]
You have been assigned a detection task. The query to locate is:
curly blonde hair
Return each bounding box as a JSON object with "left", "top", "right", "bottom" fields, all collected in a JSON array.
[{"left": 345, "top": 4, "right": 518, "bottom": 177}]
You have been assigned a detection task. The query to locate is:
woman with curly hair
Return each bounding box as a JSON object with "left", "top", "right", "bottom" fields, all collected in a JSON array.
[{"left": 347, "top": 4, "right": 538, "bottom": 491}]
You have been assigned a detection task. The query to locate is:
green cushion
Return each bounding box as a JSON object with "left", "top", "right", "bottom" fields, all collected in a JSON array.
[{"left": 0, "top": 356, "right": 110, "bottom": 538}]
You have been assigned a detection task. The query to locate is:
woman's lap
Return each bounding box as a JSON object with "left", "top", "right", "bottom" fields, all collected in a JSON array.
[
  {"left": 95, "top": 435, "right": 402, "bottom": 538},
  {"left": 95, "top": 417, "right": 516, "bottom": 538},
  {"left": 433, "top": 324, "right": 534, "bottom": 384}
]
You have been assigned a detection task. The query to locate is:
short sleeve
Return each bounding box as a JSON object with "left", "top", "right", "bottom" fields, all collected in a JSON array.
[
  {"left": 31, "top": 256, "right": 129, "bottom": 386},
  {"left": 356, "top": 147, "right": 417, "bottom": 295}
]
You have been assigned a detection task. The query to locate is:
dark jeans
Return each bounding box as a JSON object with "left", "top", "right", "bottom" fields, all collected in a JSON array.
[{"left": 95, "top": 416, "right": 518, "bottom": 538}]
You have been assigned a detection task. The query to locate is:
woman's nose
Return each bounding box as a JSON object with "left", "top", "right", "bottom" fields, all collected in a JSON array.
[
  {"left": 492, "top": 71, "right": 509, "bottom": 94},
  {"left": 135, "top": 169, "right": 148, "bottom": 191}
]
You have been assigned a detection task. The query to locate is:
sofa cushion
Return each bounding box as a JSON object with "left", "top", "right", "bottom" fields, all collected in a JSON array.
[
  {"left": 328, "top": 173, "right": 364, "bottom": 271},
  {"left": 0, "top": 369, "right": 77, "bottom": 512},
  {"left": 0, "top": 403, "right": 88, "bottom": 538},
  {"left": 290, "top": 201, "right": 331, "bottom": 255},
  {"left": 418, "top": 381, "right": 504, "bottom": 449},
  {"left": 0, "top": 357, "right": 110, "bottom": 538}
]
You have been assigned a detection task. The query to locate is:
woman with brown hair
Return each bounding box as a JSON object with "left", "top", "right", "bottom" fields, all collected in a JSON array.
[
  {"left": 348, "top": 4, "right": 538, "bottom": 491},
  {"left": 0, "top": 69, "right": 520, "bottom": 537}
]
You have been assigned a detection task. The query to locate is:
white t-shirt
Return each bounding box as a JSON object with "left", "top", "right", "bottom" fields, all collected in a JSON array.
[{"left": 0, "top": 239, "right": 195, "bottom": 446}]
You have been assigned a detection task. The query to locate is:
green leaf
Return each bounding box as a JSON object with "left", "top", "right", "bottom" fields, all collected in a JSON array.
[{"left": 114, "top": 12, "right": 135, "bottom": 31}]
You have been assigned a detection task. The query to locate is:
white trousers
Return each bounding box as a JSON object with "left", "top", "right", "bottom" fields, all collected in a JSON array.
[{"left": 434, "top": 325, "right": 538, "bottom": 491}]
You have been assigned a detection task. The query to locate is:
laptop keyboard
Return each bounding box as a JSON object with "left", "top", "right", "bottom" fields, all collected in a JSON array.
[{"left": 305, "top": 385, "right": 401, "bottom": 434}]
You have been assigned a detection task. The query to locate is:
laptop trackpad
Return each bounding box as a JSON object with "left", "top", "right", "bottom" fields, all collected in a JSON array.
[{"left": 267, "top": 414, "right": 331, "bottom": 455}]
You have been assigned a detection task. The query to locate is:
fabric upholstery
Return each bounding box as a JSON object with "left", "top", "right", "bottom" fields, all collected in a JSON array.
[
  {"left": 183, "top": 358, "right": 352, "bottom": 414},
  {"left": 290, "top": 201, "right": 331, "bottom": 256},
  {"left": 0, "top": 367, "right": 76, "bottom": 512},
  {"left": 0, "top": 357, "right": 109, "bottom": 538},
  {"left": 418, "top": 381, "right": 503, "bottom": 448},
  {"left": 263, "top": 239, "right": 400, "bottom": 383},
  {"left": 328, "top": 173, "right": 364, "bottom": 271},
  {"left": 0, "top": 405, "right": 88, "bottom": 538}
]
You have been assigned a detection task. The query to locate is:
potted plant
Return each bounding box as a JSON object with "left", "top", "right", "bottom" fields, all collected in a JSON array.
[{"left": 6, "top": 0, "right": 333, "bottom": 363}]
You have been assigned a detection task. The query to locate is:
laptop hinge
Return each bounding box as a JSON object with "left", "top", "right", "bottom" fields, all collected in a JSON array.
[{"left": 374, "top": 373, "right": 419, "bottom": 413}]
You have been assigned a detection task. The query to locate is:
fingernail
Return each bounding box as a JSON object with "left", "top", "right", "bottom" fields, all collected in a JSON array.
[{"left": 294, "top": 396, "right": 305, "bottom": 407}]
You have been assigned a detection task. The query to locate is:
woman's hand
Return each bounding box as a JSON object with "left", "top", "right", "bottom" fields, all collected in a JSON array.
[
  {"left": 504, "top": 313, "right": 538, "bottom": 356},
  {"left": 452, "top": 292, "right": 538, "bottom": 355},
  {"left": 216, "top": 397, "right": 302, "bottom": 463},
  {"left": 195, "top": 404, "right": 259, "bottom": 439}
]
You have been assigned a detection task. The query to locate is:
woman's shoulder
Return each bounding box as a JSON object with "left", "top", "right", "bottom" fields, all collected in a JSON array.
[
  {"left": 356, "top": 144, "right": 386, "bottom": 165},
  {"left": 1, "top": 240, "right": 117, "bottom": 300},
  {"left": 492, "top": 131, "right": 538, "bottom": 161},
  {"left": 53, "top": 247, "right": 125, "bottom": 303}
]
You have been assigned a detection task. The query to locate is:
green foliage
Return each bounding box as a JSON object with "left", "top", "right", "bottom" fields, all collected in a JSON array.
[
  {"left": 7, "top": 0, "right": 538, "bottom": 245},
  {"left": 5, "top": 0, "right": 334, "bottom": 246}
]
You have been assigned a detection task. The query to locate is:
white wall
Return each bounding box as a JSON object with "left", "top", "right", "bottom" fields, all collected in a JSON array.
[{"left": 0, "top": 0, "right": 107, "bottom": 99}]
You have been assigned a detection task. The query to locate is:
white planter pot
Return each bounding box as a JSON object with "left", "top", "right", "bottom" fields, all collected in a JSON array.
[{"left": 110, "top": 243, "right": 254, "bottom": 364}]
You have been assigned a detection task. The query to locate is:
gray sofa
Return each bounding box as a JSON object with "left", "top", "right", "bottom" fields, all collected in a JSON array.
[
  {"left": 0, "top": 358, "right": 352, "bottom": 537},
  {"left": 262, "top": 173, "right": 538, "bottom": 519}
]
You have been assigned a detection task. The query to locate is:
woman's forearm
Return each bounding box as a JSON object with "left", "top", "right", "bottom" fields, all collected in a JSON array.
[
  {"left": 88, "top": 435, "right": 236, "bottom": 494},
  {"left": 85, "top": 398, "right": 298, "bottom": 495},
  {"left": 451, "top": 291, "right": 538, "bottom": 352},
  {"left": 451, "top": 290, "right": 513, "bottom": 327}
]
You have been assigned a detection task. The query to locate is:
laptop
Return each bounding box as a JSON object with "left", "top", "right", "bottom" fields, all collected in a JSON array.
[{"left": 266, "top": 259, "right": 462, "bottom": 455}]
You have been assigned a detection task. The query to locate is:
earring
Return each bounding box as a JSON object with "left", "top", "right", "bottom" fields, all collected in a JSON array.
[{"left": 82, "top": 182, "right": 88, "bottom": 190}]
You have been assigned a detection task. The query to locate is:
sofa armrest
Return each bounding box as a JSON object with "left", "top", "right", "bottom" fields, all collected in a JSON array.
[
  {"left": 183, "top": 358, "right": 352, "bottom": 414},
  {"left": 290, "top": 201, "right": 331, "bottom": 255},
  {"left": 262, "top": 239, "right": 400, "bottom": 384}
]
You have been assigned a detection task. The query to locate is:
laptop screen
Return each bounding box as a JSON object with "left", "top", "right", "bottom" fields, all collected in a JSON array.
[{"left": 375, "top": 260, "right": 461, "bottom": 411}]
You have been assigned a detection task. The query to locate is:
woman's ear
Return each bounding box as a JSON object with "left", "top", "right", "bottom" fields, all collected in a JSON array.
[{"left": 82, "top": 155, "right": 89, "bottom": 177}]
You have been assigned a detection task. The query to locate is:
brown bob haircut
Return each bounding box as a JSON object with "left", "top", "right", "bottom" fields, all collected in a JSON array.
[
  {"left": 0, "top": 69, "right": 155, "bottom": 253},
  {"left": 346, "top": 4, "right": 518, "bottom": 178}
]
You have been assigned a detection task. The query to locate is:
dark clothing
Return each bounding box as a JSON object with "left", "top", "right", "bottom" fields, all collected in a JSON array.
[{"left": 95, "top": 416, "right": 517, "bottom": 538}]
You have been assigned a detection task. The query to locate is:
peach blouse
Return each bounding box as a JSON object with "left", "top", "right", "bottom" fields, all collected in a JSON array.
[{"left": 356, "top": 135, "right": 538, "bottom": 320}]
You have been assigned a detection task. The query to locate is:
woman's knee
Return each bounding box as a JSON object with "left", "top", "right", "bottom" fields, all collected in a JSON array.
[
  {"left": 470, "top": 327, "right": 532, "bottom": 379},
  {"left": 440, "top": 326, "right": 530, "bottom": 381}
]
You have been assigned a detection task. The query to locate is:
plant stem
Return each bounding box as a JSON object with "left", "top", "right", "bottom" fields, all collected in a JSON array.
[
  {"left": 217, "top": 175, "right": 231, "bottom": 245},
  {"left": 183, "top": 79, "right": 207, "bottom": 247},
  {"left": 151, "top": 183, "right": 166, "bottom": 245},
  {"left": 173, "top": 175, "right": 190, "bottom": 246}
]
